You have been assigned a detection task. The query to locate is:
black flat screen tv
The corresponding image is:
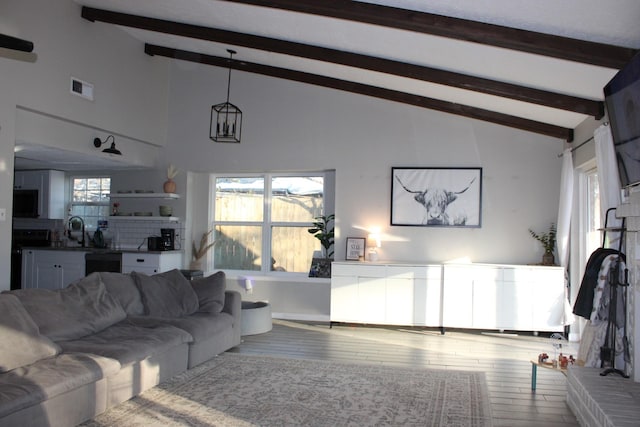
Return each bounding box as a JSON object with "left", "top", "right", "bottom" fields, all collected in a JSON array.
[{"left": 604, "top": 51, "right": 640, "bottom": 189}]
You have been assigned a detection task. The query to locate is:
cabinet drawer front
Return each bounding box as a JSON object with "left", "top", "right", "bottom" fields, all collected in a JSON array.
[
  {"left": 122, "top": 253, "right": 160, "bottom": 265},
  {"left": 502, "top": 266, "right": 563, "bottom": 282},
  {"left": 332, "top": 264, "right": 386, "bottom": 277}
]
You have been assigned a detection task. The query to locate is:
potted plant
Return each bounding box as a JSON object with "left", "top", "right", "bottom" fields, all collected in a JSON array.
[
  {"left": 307, "top": 214, "right": 335, "bottom": 277},
  {"left": 163, "top": 164, "right": 179, "bottom": 193},
  {"left": 529, "top": 223, "right": 557, "bottom": 265}
]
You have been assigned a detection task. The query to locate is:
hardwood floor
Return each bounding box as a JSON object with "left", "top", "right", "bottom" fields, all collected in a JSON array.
[{"left": 230, "top": 320, "right": 580, "bottom": 426}]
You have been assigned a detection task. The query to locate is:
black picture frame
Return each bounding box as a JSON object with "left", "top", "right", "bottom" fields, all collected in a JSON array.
[
  {"left": 391, "top": 167, "right": 482, "bottom": 227},
  {"left": 345, "top": 237, "right": 366, "bottom": 261}
]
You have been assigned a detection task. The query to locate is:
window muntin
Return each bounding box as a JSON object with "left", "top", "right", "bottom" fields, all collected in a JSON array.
[{"left": 212, "top": 173, "right": 327, "bottom": 273}]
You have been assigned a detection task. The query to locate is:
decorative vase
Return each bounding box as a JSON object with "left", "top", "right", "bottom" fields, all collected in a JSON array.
[
  {"left": 542, "top": 251, "right": 555, "bottom": 265},
  {"left": 163, "top": 178, "right": 176, "bottom": 193}
]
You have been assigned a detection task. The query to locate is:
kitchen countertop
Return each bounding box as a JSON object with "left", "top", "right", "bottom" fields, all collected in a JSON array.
[{"left": 21, "top": 246, "right": 183, "bottom": 254}]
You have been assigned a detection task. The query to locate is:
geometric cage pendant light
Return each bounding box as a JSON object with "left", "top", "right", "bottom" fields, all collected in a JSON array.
[{"left": 210, "top": 49, "right": 242, "bottom": 143}]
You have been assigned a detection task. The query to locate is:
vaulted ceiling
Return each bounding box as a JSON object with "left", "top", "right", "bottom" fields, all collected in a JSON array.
[{"left": 50, "top": 1, "right": 640, "bottom": 142}]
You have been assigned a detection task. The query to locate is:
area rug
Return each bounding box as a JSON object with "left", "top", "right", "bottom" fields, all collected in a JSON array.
[{"left": 81, "top": 353, "right": 493, "bottom": 427}]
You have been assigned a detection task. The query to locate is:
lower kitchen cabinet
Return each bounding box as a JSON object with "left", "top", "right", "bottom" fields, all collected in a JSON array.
[
  {"left": 21, "top": 249, "right": 184, "bottom": 289},
  {"left": 22, "top": 249, "right": 87, "bottom": 289},
  {"left": 121, "top": 252, "right": 182, "bottom": 274}
]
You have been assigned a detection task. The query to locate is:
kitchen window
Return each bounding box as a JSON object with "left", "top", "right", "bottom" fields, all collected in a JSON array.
[
  {"left": 69, "top": 177, "right": 111, "bottom": 230},
  {"left": 211, "top": 172, "right": 334, "bottom": 274}
]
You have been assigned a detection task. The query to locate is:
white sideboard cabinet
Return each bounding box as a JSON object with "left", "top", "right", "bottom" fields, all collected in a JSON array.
[
  {"left": 331, "top": 262, "right": 443, "bottom": 327},
  {"left": 331, "top": 261, "right": 565, "bottom": 333},
  {"left": 441, "top": 263, "right": 565, "bottom": 332}
]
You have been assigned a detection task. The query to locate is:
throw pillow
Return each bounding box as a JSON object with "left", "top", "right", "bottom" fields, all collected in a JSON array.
[
  {"left": 191, "top": 271, "right": 226, "bottom": 313},
  {"left": 0, "top": 293, "right": 60, "bottom": 372},
  {"left": 132, "top": 269, "right": 199, "bottom": 318},
  {"left": 12, "top": 273, "right": 127, "bottom": 342}
]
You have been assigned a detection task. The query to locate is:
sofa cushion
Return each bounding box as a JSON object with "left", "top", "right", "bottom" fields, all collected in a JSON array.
[
  {"left": 11, "top": 273, "right": 127, "bottom": 342},
  {"left": 132, "top": 269, "right": 199, "bottom": 318},
  {"left": 129, "top": 312, "right": 234, "bottom": 342},
  {"left": 57, "top": 321, "right": 193, "bottom": 367},
  {"left": 0, "top": 352, "right": 120, "bottom": 418},
  {"left": 0, "top": 294, "right": 60, "bottom": 373},
  {"left": 191, "top": 271, "right": 226, "bottom": 313},
  {"left": 99, "top": 272, "right": 145, "bottom": 316}
]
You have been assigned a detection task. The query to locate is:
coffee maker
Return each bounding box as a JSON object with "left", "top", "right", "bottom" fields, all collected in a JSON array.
[{"left": 160, "top": 228, "right": 175, "bottom": 251}]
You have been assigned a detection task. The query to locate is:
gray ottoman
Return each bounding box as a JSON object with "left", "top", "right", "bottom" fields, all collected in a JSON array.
[{"left": 241, "top": 301, "right": 273, "bottom": 335}]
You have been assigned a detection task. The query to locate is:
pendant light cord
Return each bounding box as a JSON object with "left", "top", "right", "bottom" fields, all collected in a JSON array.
[{"left": 225, "top": 49, "right": 235, "bottom": 124}]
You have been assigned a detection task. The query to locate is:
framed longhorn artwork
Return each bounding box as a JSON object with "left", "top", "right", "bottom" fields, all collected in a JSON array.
[{"left": 391, "top": 167, "right": 482, "bottom": 227}]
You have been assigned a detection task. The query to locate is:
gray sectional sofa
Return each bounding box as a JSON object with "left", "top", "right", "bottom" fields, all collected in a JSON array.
[{"left": 0, "top": 269, "right": 242, "bottom": 427}]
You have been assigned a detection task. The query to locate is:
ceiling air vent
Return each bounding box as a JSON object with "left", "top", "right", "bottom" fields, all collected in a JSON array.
[{"left": 70, "top": 77, "right": 94, "bottom": 101}]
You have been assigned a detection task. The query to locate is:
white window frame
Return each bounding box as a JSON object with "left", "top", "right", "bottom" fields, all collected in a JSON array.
[{"left": 210, "top": 171, "right": 335, "bottom": 276}]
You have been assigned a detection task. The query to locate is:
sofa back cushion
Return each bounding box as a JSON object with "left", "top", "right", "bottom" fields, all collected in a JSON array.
[
  {"left": 11, "top": 273, "right": 127, "bottom": 342},
  {"left": 0, "top": 294, "right": 61, "bottom": 373},
  {"left": 132, "top": 269, "right": 199, "bottom": 318},
  {"left": 191, "top": 271, "right": 227, "bottom": 313},
  {"left": 99, "top": 272, "right": 145, "bottom": 316}
]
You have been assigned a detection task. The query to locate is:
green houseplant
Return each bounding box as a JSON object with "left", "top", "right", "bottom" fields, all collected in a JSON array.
[
  {"left": 529, "top": 223, "right": 557, "bottom": 265},
  {"left": 307, "top": 214, "right": 335, "bottom": 277}
]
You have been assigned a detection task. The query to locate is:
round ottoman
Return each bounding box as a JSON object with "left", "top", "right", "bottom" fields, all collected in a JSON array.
[{"left": 241, "top": 301, "right": 273, "bottom": 336}]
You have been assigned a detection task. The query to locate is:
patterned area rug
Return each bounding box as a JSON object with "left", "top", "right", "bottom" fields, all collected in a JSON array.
[{"left": 82, "top": 353, "right": 493, "bottom": 427}]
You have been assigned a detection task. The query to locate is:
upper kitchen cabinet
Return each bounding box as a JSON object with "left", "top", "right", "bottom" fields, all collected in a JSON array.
[{"left": 14, "top": 170, "right": 65, "bottom": 219}]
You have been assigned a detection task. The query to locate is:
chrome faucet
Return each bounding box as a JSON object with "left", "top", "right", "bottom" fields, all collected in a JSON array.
[{"left": 67, "top": 216, "right": 85, "bottom": 247}]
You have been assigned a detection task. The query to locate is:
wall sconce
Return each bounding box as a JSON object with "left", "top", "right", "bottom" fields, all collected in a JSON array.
[
  {"left": 368, "top": 232, "right": 382, "bottom": 262},
  {"left": 93, "top": 135, "right": 122, "bottom": 155},
  {"left": 210, "top": 49, "right": 242, "bottom": 143}
]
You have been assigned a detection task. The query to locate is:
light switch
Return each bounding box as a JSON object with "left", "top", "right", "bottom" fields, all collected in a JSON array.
[{"left": 0, "top": 208, "right": 5, "bottom": 221}]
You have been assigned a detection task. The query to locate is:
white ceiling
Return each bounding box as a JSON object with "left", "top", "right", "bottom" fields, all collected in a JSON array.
[{"left": 14, "top": 0, "right": 640, "bottom": 170}]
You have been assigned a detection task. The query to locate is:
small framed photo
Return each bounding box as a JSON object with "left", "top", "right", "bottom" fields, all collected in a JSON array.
[{"left": 345, "top": 237, "right": 366, "bottom": 261}]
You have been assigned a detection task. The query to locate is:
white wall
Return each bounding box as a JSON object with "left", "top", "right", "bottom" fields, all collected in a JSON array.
[
  {"left": 166, "top": 60, "right": 564, "bottom": 265},
  {"left": 0, "top": 0, "right": 170, "bottom": 290}
]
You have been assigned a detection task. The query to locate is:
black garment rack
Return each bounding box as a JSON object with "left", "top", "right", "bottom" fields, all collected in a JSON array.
[{"left": 599, "top": 207, "right": 629, "bottom": 378}]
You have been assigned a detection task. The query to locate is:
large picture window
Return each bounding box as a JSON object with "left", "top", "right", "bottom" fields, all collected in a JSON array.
[{"left": 212, "top": 173, "right": 332, "bottom": 273}]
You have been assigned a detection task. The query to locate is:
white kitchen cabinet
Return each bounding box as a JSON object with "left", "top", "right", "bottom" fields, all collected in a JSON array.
[
  {"left": 121, "top": 252, "right": 182, "bottom": 274},
  {"left": 22, "top": 249, "right": 87, "bottom": 289},
  {"left": 14, "top": 170, "right": 65, "bottom": 219}
]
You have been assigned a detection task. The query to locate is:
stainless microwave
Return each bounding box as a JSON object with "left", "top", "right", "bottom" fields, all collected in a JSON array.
[{"left": 13, "top": 189, "right": 39, "bottom": 218}]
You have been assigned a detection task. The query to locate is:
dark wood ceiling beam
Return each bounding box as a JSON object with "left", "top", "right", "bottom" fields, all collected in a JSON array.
[
  {"left": 0, "top": 34, "right": 33, "bottom": 52},
  {"left": 224, "top": 0, "right": 636, "bottom": 69},
  {"left": 81, "top": 6, "right": 603, "bottom": 118},
  {"left": 145, "top": 44, "right": 573, "bottom": 142}
]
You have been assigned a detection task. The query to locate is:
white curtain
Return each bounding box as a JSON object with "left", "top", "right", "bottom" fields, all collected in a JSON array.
[
  {"left": 594, "top": 124, "right": 622, "bottom": 246},
  {"left": 557, "top": 148, "right": 574, "bottom": 325}
]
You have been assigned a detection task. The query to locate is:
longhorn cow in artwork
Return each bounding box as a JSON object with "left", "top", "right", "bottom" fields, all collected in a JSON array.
[{"left": 394, "top": 175, "right": 477, "bottom": 226}]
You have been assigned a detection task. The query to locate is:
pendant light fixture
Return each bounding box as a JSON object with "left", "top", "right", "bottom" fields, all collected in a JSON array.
[{"left": 210, "top": 49, "right": 242, "bottom": 143}]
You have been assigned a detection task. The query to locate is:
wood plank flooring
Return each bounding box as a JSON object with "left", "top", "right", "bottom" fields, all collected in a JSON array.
[{"left": 230, "top": 320, "right": 580, "bottom": 426}]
